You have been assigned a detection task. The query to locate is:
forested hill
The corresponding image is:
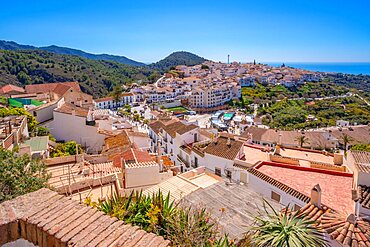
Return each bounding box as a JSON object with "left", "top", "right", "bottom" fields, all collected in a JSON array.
[
  {"left": 149, "top": 51, "right": 206, "bottom": 71},
  {"left": 0, "top": 40, "right": 145, "bottom": 67},
  {"left": 0, "top": 50, "right": 154, "bottom": 98}
]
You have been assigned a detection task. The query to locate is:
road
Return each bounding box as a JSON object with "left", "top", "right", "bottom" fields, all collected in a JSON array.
[{"left": 154, "top": 75, "right": 165, "bottom": 88}]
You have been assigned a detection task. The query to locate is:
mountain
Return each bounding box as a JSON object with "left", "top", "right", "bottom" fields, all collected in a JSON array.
[
  {"left": 149, "top": 51, "right": 206, "bottom": 71},
  {"left": 0, "top": 50, "right": 154, "bottom": 98},
  {"left": 0, "top": 40, "right": 145, "bottom": 66}
]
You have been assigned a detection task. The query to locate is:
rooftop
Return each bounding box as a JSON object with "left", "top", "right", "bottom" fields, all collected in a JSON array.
[
  {"left": 25, "top": 82, "right": 81, "bottom": 94},
  {"left": 357, "top": 185, "right": 370, "bottom": 209},
  {"left": 275, "top": 146, "right": 335, "bottom": 165},
  {"left": 54, "top": 102, "right": 89, "bottom": 117},
  {"left": 197, "top": 135, "right": 244, "bottom": 160},
  {"left": 0, "top": 188, "right": 170, "bottom": 247},
  {"left": 255, "top": 161, "right": 354, "bottom": 214},
  {"left": 180, "top": 182, "right": 282, "bottom": 239},
  {"left": 351, "top": 150, "right": 370, "bottom": 173},
  {"left": 23, "top": 136, "right": 49, "bottom": 152},
  {"left": 289, "top": 203, "right": 370, "bottom": 247},
  {"left": 0, "top": 84, "right": 25, "bottom": 94},
  {"left": 161, "top": 121, "right": 198, "bottom": 138}
]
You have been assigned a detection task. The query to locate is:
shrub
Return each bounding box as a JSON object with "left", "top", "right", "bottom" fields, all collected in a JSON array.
[
  {"left": 0, "top": 148, "right": 50, "bottom": 202},
  {"left": 88, "top": 190, "right": 234, "bottom": 246}
]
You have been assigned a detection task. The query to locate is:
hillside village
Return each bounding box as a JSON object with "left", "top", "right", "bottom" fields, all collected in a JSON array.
[{"left": 1, "top": 61, "right": 370, "bottom": 247}]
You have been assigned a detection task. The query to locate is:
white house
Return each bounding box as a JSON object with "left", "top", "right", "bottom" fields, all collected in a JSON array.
[{"left": 94, "top": 93, "right": 136, "bottom": 109}]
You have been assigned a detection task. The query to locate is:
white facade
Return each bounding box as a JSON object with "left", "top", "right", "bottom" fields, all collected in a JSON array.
[
  {"left": 44, "top": 111, "right": 106, "bottom": 153},
  {"left": 94, "top": 93, "right": 135, "bottom": 109}
]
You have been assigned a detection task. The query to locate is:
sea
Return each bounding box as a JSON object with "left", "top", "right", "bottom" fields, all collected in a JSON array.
[{"left": 265, "top": 62, "right": 370, "bottom": 76}]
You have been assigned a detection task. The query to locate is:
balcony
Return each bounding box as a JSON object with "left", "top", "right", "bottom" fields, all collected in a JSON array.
[
  {"left": 191, "top": 160, "right": 198, "bottom": 168},
  {"left": 177, "top": 155, "right": 190, "bottom": 168}
]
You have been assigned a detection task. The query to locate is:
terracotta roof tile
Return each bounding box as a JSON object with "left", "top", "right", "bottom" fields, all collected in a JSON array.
[
  {"left": 201, "top": 136, "right": 243, "bottom": 160},
  {"left": 0, "top": 84, "right": 25, "bottom": 94},
  {"left": 255, "top": 162, "right": 354, "bottom": 214},
  {"left": 25, "top": 82, "right": 81, "bottom": 94},
  {"left": 358, "top": 185, "right": 370, "bottom": 209},
  {"left": 54, "top": 103, "right": 89, "bottom": 117},
  {"left": 0, "top": 188, "right": 169, "bottom": 246},
  {"left": 351, "top": 151, "right": 370, "bottom": 173}
]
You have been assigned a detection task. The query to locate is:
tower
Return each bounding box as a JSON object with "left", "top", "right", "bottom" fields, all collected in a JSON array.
[{"left": 227, "top": 55, "right": 230, "bottom": 64}]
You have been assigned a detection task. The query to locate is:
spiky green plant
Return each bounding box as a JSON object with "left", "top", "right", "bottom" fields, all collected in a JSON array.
[
  {"left": 88, "top": 190, "right": 235, "bottom": 246},
  {"left": 251, "top": 200, "right": 328, "bottom": 247}
]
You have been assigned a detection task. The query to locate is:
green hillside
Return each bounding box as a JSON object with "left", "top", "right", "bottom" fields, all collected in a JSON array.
[
  {"left": 0, "top": 40, "right": 145, "bottom": 66},
  {"left": 0, "top": 50, "right": 154, "bottom": 98},
  {"left": 149, "top": 51, "right": 206, "bottom": 71}
]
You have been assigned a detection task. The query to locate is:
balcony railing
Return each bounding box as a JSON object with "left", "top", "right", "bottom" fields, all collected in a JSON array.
[
  {"left": 191, "top": 161, "right": 198, "bottom": 168},
  {"left": 177, "top": 155, "right": 190, "bottom": 168}
]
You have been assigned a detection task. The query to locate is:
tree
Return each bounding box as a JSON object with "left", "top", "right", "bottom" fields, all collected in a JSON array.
[
  {"left": 0, "top": 148, "right": 50, "bottom": 202},
  {"left": 251, "top": 200, "right": 327, "bottom": 247},
  {"left": 295, "top": 134, "right": 309, "bottom": 148},
  {"left": 51, "top": 141, "right": 83, "bottom": 157},
  {"left": 148, "top": 71, "right": 160, "bottom": 83},
  {"left": 340, "top": 134, "right": 354, "bottom": 154},
  {"left": 111, "top": 85, "right": 123, "bottom": 105},
  {"left": 201, "top": 64, "right": 209, "bottom": 70}
]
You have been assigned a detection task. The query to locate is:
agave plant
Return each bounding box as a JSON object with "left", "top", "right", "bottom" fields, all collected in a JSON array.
[{"left": 251, "top": 200, "right": 327, "bottom": 247}]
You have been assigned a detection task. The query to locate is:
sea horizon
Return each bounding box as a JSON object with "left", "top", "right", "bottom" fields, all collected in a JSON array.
[{"left": 263, "top": 62, "right": 370, "bottom": 76}]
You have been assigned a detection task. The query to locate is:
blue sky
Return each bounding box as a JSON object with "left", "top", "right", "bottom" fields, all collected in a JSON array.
[{"left": 1, "top": 0, "right": 369, "bottom": 63}]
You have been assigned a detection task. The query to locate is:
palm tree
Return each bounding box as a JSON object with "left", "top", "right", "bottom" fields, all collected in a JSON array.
[
  {"left": 340, "top": 134, "right": 353, "bottom": 155},
  {"left": 251, "top": 200, "right": 327, "bottom": 247},
  {"left": 295, "top": 134, "right": 309, "bottom": 148}
]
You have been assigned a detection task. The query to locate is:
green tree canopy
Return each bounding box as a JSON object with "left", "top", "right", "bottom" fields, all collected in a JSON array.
[
  {"left": 50, "top": 141, "right": 83, "bottom": 157},
  {"left": 0, "top": 148, "right": 50, "bottom": 202}
]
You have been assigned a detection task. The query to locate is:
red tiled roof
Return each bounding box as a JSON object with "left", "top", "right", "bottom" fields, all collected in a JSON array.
[
  {"left": 351, "top": 150, "right": 370, "bottom": 173},
  {"left": 289, "top": 203, "right": 370, "bottom": 247},
  {"left": 358, "top": 185, "right": 370, "bottom": 209},
  {"left": 54, "top": 103, "right": 89, "bottom": 117},
  {"left": 202, "top": 136, "right": 244, "bottom": 160},
  {"left": 25, "top": 82, "right": 81, "bottom": 94},
  {"left": 113, "top": 148, "right": 154, "bottom": 168},
  {"left": 0, "top": 84, "right": 25, "bottom": 94},
  {"left": 255, "top": 162, "right": 354, "bottom": 214},
  {"left": 0, "top": 188, "right": 170, "bottom": 246},
  {"left": 53, "top": 83, "right": 72, "bottom": 96}
]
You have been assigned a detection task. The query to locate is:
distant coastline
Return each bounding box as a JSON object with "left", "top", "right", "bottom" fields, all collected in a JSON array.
[{"left": 265, "top": 62, "right": 370, "bottom": 76}]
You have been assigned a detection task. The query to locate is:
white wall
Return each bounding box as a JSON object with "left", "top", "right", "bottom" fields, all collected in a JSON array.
[
  {"left": 46, "top": 111, "right": 106, "bottom": 153},
  {"left": 129, "top": 135, "right": 150, "bottom": 151},
  {"left": 248, "top": 173, "right": 306, "bottom": 209},
  {"left": 125, "top": 165, "right": 160, "bottom": 189},
  {"left": 32, "top": 101, "right": 59, "bottom": 123}
]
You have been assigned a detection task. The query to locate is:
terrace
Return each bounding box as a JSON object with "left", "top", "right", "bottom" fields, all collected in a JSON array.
[{"left": 254, "top": 161, "right": 354, "bottom": 214}]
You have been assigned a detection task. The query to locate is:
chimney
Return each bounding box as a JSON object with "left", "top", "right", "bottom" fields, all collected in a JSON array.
[
  {"left": 275, "top": 145, "right": 281, "bottom": 154},
  {"left": 159, "top": 159, "right": 164, "bottom": 172},
  {"left": 227, "top": 137, "right": 231, "bottom": 147},
  {"left": 71, "top": 110, "right": 76, "bottom": 116},
  {"left": 310, "top": 184, "right": 322, "bottom": 208},
  {"left": 333, "top": 153, "right": 343, "bottom": 165},
  {"left": 346, "top": 213, "right": 356, "bottom": 224},
  {"left": 278, "top": 133, "right": 282, "bottom": 145}
]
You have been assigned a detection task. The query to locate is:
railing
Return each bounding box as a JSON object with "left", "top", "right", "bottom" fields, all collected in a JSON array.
[
  {"left": 191, "top": 161, "right": 198, "bottom": 168},
  {"left": 177, "top": 155, "right": 190, "bottom": 168}
]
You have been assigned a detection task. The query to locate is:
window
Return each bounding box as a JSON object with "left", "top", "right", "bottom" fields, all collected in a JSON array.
[
  {"left": 271, "top": 191, "right": 281, "bottom": 202},
  {"left": 215, "top": 168, "right": 221, "bottom": 177},
  {"left": 226, "top": 170, "right": 232, "bottom": 179}
]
